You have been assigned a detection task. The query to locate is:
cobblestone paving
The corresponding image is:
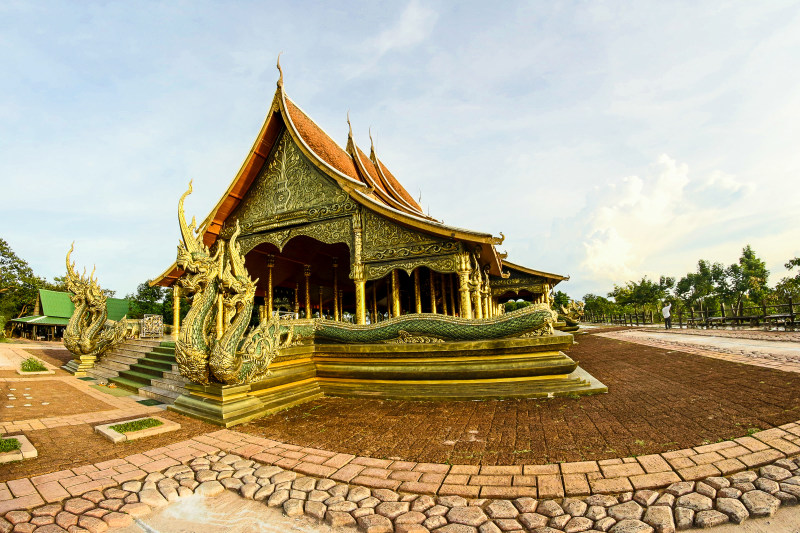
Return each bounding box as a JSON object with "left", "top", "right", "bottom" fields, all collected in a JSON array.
[{"left": 4, "top": 429, "right": 800, "bottom": 533}]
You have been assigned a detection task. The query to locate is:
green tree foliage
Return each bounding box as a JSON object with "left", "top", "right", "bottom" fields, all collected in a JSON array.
[
  {"left": 552, "top": 290, "right": 570, "bottom": 309},
  {"left": 124, "top": 282, "right": 188, "bottom": 324},
  {"left": 0, "top": 238, "right": 49, "bottom": 335},
  {"left": 607, "top": 276, "right": 674, "bottom": 313},
  {"left": 775, "top": 257, "right": 800, "bottom": 300},
  {"left": 126, "top": 282, "right": 166, "bottom": 319},
  {"left": 582, "top": 293, "right": 618, "bottom": 316}
]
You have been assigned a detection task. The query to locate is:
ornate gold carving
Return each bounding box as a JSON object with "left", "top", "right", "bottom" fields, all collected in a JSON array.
[
  {"left": 237, "top": 217, "right": 353, "bottom": 256},
  {"left": 364, "top": 255, "right": 459, "bottom": 280},
  {"left": 362, "top": 211, "right": 458, "bottom": 262},
  {"left": 221, "top": 132, "right": 357, "bottom": 237}
]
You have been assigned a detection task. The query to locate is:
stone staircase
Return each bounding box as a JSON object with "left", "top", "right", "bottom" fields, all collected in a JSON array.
[
  {"left": 87, "top": 339, "right": 163, "bottom": 382},
  {"left": 87, "top": 338, "right": 188, "bottom": 405}
]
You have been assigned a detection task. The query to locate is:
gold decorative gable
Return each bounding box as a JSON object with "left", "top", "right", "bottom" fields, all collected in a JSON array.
[{"left": 221, "top": 131, "right": 357, "bottom": 238}]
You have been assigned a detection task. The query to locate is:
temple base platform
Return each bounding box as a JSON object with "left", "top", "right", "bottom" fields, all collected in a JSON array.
[{"left": 170, "top": 331, "right": 606, "bottom": 427}]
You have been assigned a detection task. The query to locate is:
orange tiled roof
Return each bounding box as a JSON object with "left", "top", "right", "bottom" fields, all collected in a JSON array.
[{"left": 283, "top": 98, "right": 362, "bottom": 183}]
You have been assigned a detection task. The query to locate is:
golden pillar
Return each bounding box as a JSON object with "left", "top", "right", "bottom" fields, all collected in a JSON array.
[
  {"left": 472, "top": 287, "right": 483, "bottom": 320},
  {"left": 355, "top": 279, "right": 366, "bottom": 324},
  {"left": 304, "top": 265, "right": 311, "bottom": 318},
  {"left": 352, "top": 212, "right": 367, "bottom": 325},
  {"left": 172, "top": 285, "right": 181, "bottom": 338},
  {"left": 372, "top": 283, "right": 378, "bottom": 323},
  {"left": 294, "top": 282, "right": 299, "bottom": 317},
  {"left": 414, "top": 269, "right": 422, "bottom": 314},
  {"left": 332, "top": 258, "right": 339, "bottom": 321},
  {"left": 429, "top": 269, "right": 437, "bottom": 314},
  {"left": 457, "top": 254, "right": 473, "bottom": 319},
  {"left": 391, "top": 270, "right": 401, "bottom": 317},
  {"left": 449, "top": 275, "right": 456, "bottom": 317},
  {"left": 440, "top": 273, "right": 448, "bottom": 316},
  {"left": 339, "top": 290, "right": 344, "bottom": 320},
  {"left": 319, "top": 287, "right": 324, "bottom": 319},
  {"left": 266, "top": 254, "right": 275, "bottom": 318}
]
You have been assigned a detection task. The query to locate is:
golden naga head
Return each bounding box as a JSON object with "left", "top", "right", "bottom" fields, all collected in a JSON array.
[{"left": 65, "top": 243, "right": 107, "bottom": 307}]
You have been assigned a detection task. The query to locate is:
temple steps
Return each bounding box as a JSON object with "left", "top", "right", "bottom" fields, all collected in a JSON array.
[
  {"left": 86, "top": 339, "right": 163, "bottom": 382},
  {"left": 92, "top": 339, "right": 189, "bottom": 405}
]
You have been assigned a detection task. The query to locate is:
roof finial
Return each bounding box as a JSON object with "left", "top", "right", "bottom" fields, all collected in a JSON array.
[
  {"left": 347, "top": 110, "right": 353, "bottom": 138},
  {"left": 276, "top": 52, "right": 284, "bottom": 88}
]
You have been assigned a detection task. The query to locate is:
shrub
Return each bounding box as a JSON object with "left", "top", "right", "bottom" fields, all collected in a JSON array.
[{"left": 20, "top": 357, "right": 46, "bottom": 372}]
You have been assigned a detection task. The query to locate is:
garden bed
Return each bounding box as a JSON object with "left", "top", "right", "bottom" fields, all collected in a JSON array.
[{"left": 94, "top": 416, "right": 180, "bottom": 443}]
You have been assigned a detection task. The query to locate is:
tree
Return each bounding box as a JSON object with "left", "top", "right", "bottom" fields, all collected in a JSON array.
[
  {"left": 775, "top": 257, "right": 800, "bottom": 301},
  {"left": 0, "top": 238, "right": 49, "bottom": 335},
  {"left": 582, "top": 293, "right": 618, "bottom": 316},
  {"left": 552, "top": 291, "right": 570, "bottom": 309},
  {"left": 125, "top": 282, "right": 166, "bottom": 319},
  {"left": 608, "top": 276, "right": 673, "bottom": 313},
  {"left": 728, "top": 245, "right": 770, "bottom": 307},
  {"left": 675, "top": 260, "right": 724, "bottom": 309}
]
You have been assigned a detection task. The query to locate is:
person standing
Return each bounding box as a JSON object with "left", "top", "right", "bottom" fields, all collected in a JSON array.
[{"left": 662, "top": 301, "right": 672, "bottom": 329}]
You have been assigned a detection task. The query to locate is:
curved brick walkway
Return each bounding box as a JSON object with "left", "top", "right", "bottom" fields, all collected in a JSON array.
[{"left": 3, "top": 423, "right": 800, "bottom": 513}]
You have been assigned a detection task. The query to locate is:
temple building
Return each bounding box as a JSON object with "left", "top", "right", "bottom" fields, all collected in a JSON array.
[{"left": 151, "top": 71, "right": 567, "bottom": 327}]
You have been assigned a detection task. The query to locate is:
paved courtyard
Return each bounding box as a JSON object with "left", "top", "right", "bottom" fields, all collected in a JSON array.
[{"left": 1, "top": 328, "right": 800, "bottom": 532}]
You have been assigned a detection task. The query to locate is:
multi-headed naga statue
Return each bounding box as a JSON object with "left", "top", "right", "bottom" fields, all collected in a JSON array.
[
  {"left": 175, "top": 182, "right": 292, "bottom": 386},
  {"left": 63, "top": 244, "right": 132, "bottom": 364}
]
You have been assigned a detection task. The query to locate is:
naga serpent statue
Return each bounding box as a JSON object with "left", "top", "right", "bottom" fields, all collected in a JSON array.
[
  {"left": 176, "top": 182, "right": 293, "bottom": 386},
  {"left": 559, "top": 300, "right": 585, "bottom": 327},
  {"left": 63, "top": 244, "right": 133, "bottom": 361},
  {"left": 175, "top": 182, "right": 558, "bottom": 386}
]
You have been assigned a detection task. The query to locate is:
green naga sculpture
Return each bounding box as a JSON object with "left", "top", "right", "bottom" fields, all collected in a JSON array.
[
  {"left": 175, "top": 182, "right": 559, "bottom": 388},
  {"left": 175, "top": 182, "right": 293, "bottom": 386},
  {"left": 63, "top": 244, "right": 134, "bottom": 375}
]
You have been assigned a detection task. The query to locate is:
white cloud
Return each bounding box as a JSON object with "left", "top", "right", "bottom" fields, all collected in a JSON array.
[{"left": 371, "top": 0, "right": 438, "bottom": 56}]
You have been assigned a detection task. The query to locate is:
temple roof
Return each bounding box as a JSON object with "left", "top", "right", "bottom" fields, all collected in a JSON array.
[
  {"left": 502, "top": 261, "right": 569, "bottom": 283},
  {"left": 152, "top": 67, "right": 561, "bottom": 287}
]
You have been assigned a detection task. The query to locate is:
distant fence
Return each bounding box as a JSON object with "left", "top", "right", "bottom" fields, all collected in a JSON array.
[{"left": 584, "top": 297, "right": 796, "bottom": 330}]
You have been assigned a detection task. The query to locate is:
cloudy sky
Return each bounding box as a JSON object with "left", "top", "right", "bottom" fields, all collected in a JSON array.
[{"left": 2, "top": 1, "right": 799, "bottom": 300}]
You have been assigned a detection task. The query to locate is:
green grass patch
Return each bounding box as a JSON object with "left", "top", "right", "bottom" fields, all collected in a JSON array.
[
  {"left": 0, "top": 337, "right": 12, "bottom": 343},
  {"left": 20, "top": 357, "right": 47, "bottom": 372},
  {"left": 0, "top": 437, "right": 21, "bottom": 453},
  {"left": 109, "top": 418, "right": 163, "bottom": 434}
]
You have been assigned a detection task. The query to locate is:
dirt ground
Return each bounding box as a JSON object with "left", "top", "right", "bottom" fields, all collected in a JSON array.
[{"left": 234, "top": 329, "right": 800, "bottom": 465}]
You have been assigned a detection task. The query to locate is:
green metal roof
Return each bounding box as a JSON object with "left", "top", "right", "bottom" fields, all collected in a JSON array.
[
  {"left": 11, "top": 315, "right": 70, "bottom": 326},
  {"left": 13, "top": 290, "right": 130, "bottom": 324},
  {"left": 106, "top": 297, "right": 130, "bottom": 321},
  {"left": 39, "top": 289, "right": 74, "bottom": 318}
]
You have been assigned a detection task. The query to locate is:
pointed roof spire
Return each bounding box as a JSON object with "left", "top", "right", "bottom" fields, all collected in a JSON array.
[
  {"left": 276, "top": 52, "right": 284, "bottom": 88},
  {"left": 369, "top": 127, "right": 376, "bottom": 159},
  {"left": 346, "top": 111, "right": 355, "bottom": 151}
]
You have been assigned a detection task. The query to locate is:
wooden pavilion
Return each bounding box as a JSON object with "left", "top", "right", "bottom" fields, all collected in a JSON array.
[{"left": 151, "top": 70, "right": 567, "bottom": 331}]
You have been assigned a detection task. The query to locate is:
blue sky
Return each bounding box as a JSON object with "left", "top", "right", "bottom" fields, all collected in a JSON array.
[{"left": 2, "top": 1, "right": 799, "bottom": 300}]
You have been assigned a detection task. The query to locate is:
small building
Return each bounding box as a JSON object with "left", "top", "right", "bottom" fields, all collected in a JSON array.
[{"left": 12, "top": 289, "right": 129, "bottom": 341}]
